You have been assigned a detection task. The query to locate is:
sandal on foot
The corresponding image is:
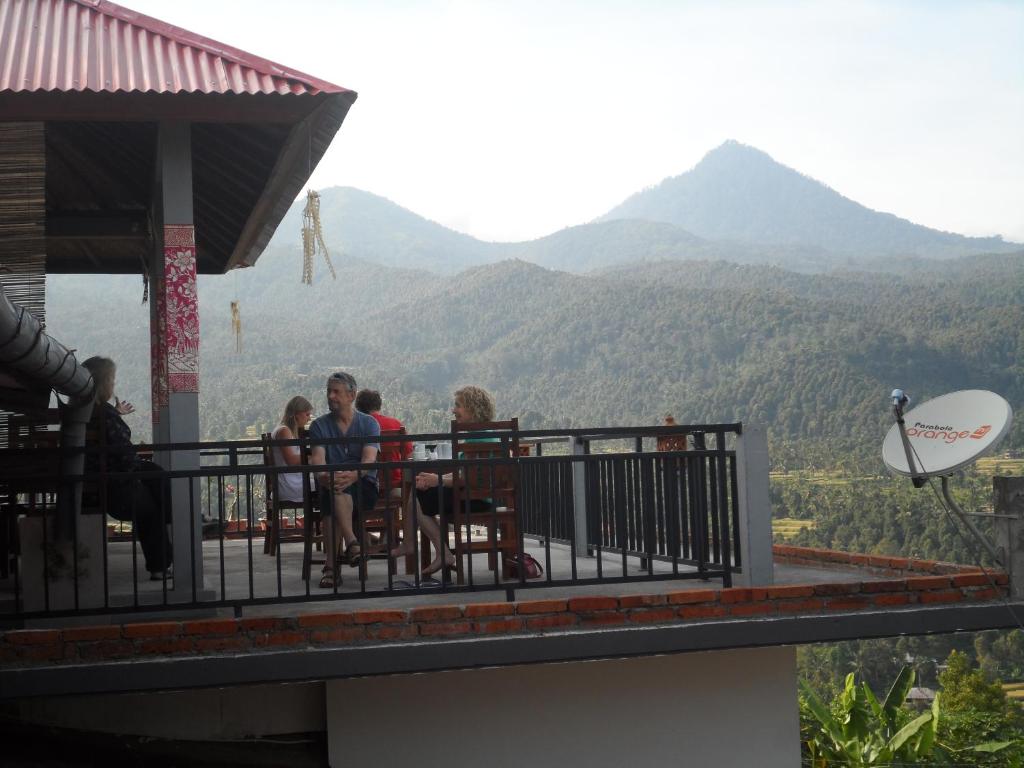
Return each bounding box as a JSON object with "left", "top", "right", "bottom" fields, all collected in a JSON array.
[
  {"left": 319, "top": 567, "right": 337, "bottom": 589},
  {"left": 345, "top": 541, "right": 362, "bottom": 568}
]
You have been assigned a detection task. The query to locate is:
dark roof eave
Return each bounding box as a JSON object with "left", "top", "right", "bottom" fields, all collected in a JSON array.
[
  {"left": 226, "top": 91, "right": 357, "bottom": 271},
  {"left": 2, "top": 601, "right": 1019, "bottom": 700}
]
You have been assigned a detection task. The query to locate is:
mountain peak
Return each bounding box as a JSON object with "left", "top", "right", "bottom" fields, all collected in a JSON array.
[{"left": 598, "top": 142, "right": 1018, "bottom": 259}]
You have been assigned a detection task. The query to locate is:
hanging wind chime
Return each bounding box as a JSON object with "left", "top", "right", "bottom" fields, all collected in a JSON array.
[
  {"left": 230, "top": 300, "right": 242, "bottom": 353},
  {"left": 301, "top": 189, "right": 336, "bottom": 284}
]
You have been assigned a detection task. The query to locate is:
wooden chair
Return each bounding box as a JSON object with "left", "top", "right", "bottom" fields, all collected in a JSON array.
[
  {"left": 449, "top": 418, "right": 520, "bottom": 584},
  {"left": 260, "top": 430, "right": 323, "bottom": 581},
  {"left": 354, "top": 427, "right": 408, "bottom": 580}
]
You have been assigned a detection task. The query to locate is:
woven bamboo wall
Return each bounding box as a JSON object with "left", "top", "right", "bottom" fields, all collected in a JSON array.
[{"left": 0, "top": 121, "right": 46, "bottom": 324}]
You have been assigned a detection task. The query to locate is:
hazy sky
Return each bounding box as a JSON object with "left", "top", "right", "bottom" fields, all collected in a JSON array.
[{"left": 128, "top": 0, "right": 1023, "bottom": 244}]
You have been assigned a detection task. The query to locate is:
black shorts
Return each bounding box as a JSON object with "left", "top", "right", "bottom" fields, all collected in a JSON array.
[
  {"left": 320, "top": 477, "right": 379, "bottom": 513},
  {"left": 416, "top": 486, "right": 491, "bottom": 518}
]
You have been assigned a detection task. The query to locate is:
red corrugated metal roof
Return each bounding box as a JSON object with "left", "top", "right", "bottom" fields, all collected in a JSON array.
[{"left": 0, "top": 0, "right": 351, "bottom": 96}]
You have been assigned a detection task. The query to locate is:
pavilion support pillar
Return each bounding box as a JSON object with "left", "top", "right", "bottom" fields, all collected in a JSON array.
[
  {"left": 151, "top": 122, "right": 203, "bottom": 596},
  {"left": 734, "top": 423, "right": 773, "bottom": 587}
]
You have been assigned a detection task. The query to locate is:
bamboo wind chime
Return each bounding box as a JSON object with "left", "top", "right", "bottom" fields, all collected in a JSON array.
[
  {"left": 301, "top": 189, "right": 336, "bottom": 284},
  {"left": 230, "top": 300, "right": 242, "bottom": 353}
]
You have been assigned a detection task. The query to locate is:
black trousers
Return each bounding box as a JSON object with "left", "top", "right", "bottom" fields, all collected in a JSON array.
[
  {"left": 416, "top": 486, "right": 491, "bottom": 519},
  {"left": 106, "top": 459, "right": 172, "bottom": 573}
]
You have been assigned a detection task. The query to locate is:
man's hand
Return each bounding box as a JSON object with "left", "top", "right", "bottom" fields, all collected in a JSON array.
[
  {"left": 415, "top": 472, "right": 440, "bottom": 491},
  {"left": 324, "top": 470, "right": 359, "bottom": 492}
]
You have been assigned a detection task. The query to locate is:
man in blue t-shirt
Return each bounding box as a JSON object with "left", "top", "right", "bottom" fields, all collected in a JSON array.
[{"left": 308, "top": 371, "right": 380, "bottom": 588}]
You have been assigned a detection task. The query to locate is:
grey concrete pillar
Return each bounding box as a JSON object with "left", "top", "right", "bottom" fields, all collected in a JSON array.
[
  {"left": 155, "top": 122, "right": 203, "bottom": 596},
  {"left": 569, "top": 436, "right": 591, "bottom": 557},
  {"left": 734, "top": 424, "right": 773, "bottom": 587},
  {"left": 994, "top": 477, "right": 1024, "bottom": 599}
]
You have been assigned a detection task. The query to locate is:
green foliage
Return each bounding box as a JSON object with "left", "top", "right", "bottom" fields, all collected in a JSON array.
[
  {"left": 936, "top": 651, "right": 1024, "bottom": 767},
  {"left": 800, "top": 667, "right": 946, "bottom": 766}
]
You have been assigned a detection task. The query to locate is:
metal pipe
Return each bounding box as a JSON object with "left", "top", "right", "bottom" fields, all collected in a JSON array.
[{"left": 0, "top": 284, "right": 94, "bottom": 538}]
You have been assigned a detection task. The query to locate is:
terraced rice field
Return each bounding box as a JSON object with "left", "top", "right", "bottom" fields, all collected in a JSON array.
[{"left": 772, "top": 517, "right": 816, "bottom": 540}]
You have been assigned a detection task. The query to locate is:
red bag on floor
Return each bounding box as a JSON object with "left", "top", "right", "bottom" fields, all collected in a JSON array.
[{"left": 506, "top": 553, "right": 543, "bottom": 579}]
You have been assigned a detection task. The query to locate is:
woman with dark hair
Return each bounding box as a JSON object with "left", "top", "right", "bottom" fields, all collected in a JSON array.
[
  {"left": 271, "top": 395, "right": 314, "bottom": 503},
  {"left": 82, "top": 356, "right": 172, "bottom": 581}
]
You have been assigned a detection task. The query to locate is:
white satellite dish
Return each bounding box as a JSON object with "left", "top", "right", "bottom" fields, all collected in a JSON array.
[{"left": 883, "top": 389, "right": 1013, "bottom": 478}]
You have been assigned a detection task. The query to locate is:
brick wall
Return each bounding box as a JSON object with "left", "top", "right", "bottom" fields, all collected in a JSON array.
[{"left": 0, "top": 545, "right": 1007, "bottom": 669}]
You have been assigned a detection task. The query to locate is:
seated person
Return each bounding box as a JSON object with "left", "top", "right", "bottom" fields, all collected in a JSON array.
[
  {"left": 271, "top": 396, "right": 314, "bottom": 503},
  {"left": 411, "top": 385, "right": 497, "bottom": 576},
  {"left": 308, "top": 372, "right": 380, "bottom": 588},
  {"left": 82, "top": 356, "right": 172, "bottom": 582},
  {"left": 354, "top": 389, "right": 411, "bottom": 498},
  {"left": 656, "top": 414, "right": 688, "bottom": 452}
]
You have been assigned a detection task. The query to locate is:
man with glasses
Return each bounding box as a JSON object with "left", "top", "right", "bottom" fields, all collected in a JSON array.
[{"left": 309, "top": 372, "right": 380, "bottom": 588}]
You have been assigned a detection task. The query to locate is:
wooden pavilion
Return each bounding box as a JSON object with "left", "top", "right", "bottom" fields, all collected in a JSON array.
[{"left": 0, "top": 0, "right": 357, "bottom": 594}]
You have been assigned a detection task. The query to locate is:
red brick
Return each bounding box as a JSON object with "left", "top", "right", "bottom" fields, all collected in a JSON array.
[
  {"left": 904, "top": 576, "right": 951, "bottom": 591},
  {"left": 765, "top": 585, "right": 815, "bottom": 599},
  {"left": 678, "top": 605, "right": 728, "bottom": 620},
  {"left": 580, "top": 612, "right": 628, "bottom": 627},
  {"left": 848, "top": 553, "right": 873, "bottom": 566},
  {"left": 776, "top": 598, "right": 825, "bottom": 613},
  {"left": 772, "top": 544, "right": 800, "bottom": 557},
  {"left": 297, "top": 613, "right": 355, "bottom": 629},
  {"left": 861, "top": 579, "right": 908, "bottom": 593},
  {"left": 827, "top": 597, "right": 871, "bottom": 611},
  {"left": 352, "top": 610, "right": 407, "bottom": 625},
  {"left": 137, "top": 638, "right": 193, "bottom": 655},
  {"left": 872, "top": 593, "right": 912, "bottom": 607},
  {"left": 122, "top": 622, "right": 181, "bottom": 639},
  {"left": 255, "top": 631, "right": 308, "bottom": 648},
  {"left": 910, "top": 559, "right": 940, "bottom": 572},
  {"left": 667, "top": 589, "right": 718, "bottom": 605},
  {"left": 628, "top": 608, "right": 677, "bottom": 624},
  {"left": 719, "top": 588, "right": 751, "bottom": 604},
  {"left": 20, "top": 644, "right": 65, "bottom": 662},
  {"left": 465, "top": 603, "right": 515, "bottom": 618},
  {"left": 195, "top": 636, "right": 250, "bottom": 652},
  {"left": 729, "top": 602, "right": 776, "bottom": 616},
  {"left": 78, "top": 640, "right": 134, "bottom": 660},
  {"left": 418, "top": 621, "right": 472, "bottom": 637},
  {"left": 239, "top": 617, "right": 285, "bottom": 631},
  {"left": 867, "top": 555, "right": 902, "bottom": 569},
  {"left": 516, "top": 599, "right": 567, "bottom": 615},
  {"left": 993, "top": 573, "right": 1009, "bottom": 585},
  {"left": 886, "top": 557, "right": 912, "bottom": 570},
  {"left": 474, "top": 618, "right": 525, "bottom": 634},
  {"left": 568, "top": 596, "right": 618, "bottom": 612},
  {"left": 366, "top": 625, "right": 418, "bottom": 641},
  {"left": 813, "top": 582, "right": 861, "bottom": 596},
  {"left": 918, "top": 590, "right": 964, "bottom": 605},
  {"left": 410, "top": 606, "right": 463, "bottom": 622},
  {"left": 618, "top": 594, "right": 667, "bottom": 609},
  {"left": 183, "top": 619, "right": 239, "bottom": 636},
  {"left": 310, "top": 627, "right": 366, "bottom": 644},
  {"left": 952, "top": 573, "right": 991, "bottom": 588},
  {"left": 5, "top": 629, "right": 61, "bottom": 645},
  {"left": 62, "top": 625, "right": 121, "bottom": 642},
  {"left": 525, "top": 614, "right": 577, "bottom": 630}
]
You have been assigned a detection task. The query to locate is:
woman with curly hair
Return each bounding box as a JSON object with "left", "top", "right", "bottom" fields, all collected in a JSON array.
[{"left": 402, "top": 386, "right": 497, "bottom": 576}]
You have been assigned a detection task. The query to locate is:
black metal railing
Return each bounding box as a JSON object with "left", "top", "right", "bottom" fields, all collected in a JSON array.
[{"left": 0, "top": 423, "right": 742, "bottom": 621}]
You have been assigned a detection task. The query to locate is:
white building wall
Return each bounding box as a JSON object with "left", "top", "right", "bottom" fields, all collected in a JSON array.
[{"left": 327, "top": 645, "right": 799, "bottom": 768}]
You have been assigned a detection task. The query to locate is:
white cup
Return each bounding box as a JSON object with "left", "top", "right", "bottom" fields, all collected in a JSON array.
[
  {"left": 436, "top": 443, "right": 452, "bottom": 460},
  {"left": 412, "top": 443, "right": 426, "bottom": 460}
]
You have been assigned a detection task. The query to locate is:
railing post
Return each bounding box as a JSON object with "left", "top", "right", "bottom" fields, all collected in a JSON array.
[
  {"left": 569, "top": 436, "right": 592, "bottom": 557},
  {"left": 994, "top": 477, "right": 1024, "bottom": 599},
  {"left": 734, "top": 424, "right": 773, "bottom": 587}
]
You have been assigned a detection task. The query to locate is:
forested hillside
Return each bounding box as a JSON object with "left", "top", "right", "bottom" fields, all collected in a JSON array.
[{"left": 46, "top": 251, "right": 1024, "bottom": 460}]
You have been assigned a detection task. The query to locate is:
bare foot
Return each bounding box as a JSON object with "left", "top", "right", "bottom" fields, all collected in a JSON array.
[
  {"left": 422, "top": 551, "right": 456, "bottom": 577},
  {"left": 390, "top": 542, "right": 415, "bottom": 558}
]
